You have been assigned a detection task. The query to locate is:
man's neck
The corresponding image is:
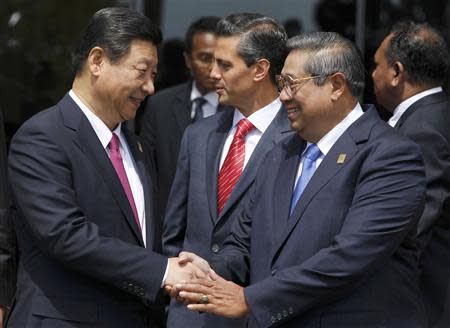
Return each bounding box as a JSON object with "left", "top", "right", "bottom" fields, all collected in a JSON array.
[{"left": 236, "top": 85, "right": 279, "bottom": 117}]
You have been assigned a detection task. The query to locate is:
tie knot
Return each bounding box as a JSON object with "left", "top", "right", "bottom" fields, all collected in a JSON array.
[
  {"left": 193, "top": 97, "right": 207, "bottom": 107},
  {"left": 303, "top": 143, "right": 321, "bottom": 161},
  {"left": 109, "top": 133, "right": 120, "bottom": 152},
  {"left": 235, "top": 118, "right": 255, "bottom": 139}
]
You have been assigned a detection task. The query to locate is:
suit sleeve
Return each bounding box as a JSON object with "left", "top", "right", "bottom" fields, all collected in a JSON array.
[
  {"left": 402, "top": 123, "right": 450, "bottom": 249},
  {"left": 234, "top": 141, "right": 425, "bottom": 327},
  {"left": 8, "top": 121, "right": 167, "bottom": 303},
  {"left": 161, "top": 125, "right": 191, "bottom": 256}
]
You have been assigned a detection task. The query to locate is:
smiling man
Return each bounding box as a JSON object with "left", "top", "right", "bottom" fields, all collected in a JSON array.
[
  {"left": 162, "top": 12, "right": 292, "bottom": 328},
  {"left": 7, "top": 8, "right": 207, "bottom": 328},
  {"left": 174, "top": 32, "right": 427, "bottom": 328}
]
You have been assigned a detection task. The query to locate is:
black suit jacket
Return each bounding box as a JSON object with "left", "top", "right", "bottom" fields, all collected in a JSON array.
[
  {"left": 0, "top": 109, "right": 16, "bottom": 307},
  {"left": 394, "top": 91, "right": 450, "bottom": 328},
  {"left": 139, "top": 81, "right": 228, "bottom": 225},
  {"left": 214, "top": 107, "right": 426, "bottom": 327},
  {"left": 162, "top": 104, "right": 293, "bottom": 327},
  {"left": 7, "top": 94, "right": 167, "bottom": 327}
]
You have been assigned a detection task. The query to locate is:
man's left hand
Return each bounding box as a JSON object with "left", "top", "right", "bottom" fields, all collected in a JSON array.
[{"left": 176, "top": 271, "right": 250, "bottom": 318}]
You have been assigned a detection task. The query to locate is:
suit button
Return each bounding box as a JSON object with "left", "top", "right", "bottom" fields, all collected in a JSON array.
[
  {"left": 211, "top": 244, "right": 220, "bottom": 253},
  {"left": 271, "top": 315, "right": 276, "bottom": 323},
  {"left": 283, "top": 309, "right": 288, "bottom": 318},
  {"left": 288, "top": 307, "right": 294, "bottom": 314},
  {"left": 277, "top": 313, "right": 282, "bottom": 321}
]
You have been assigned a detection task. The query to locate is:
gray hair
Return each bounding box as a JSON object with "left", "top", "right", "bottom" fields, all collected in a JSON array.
[
  {"left": 287, "top": 32, "right": 365, "bottom": 96},
  {"left": 216, "top": 13, "right": 288, "bottom": 84}
]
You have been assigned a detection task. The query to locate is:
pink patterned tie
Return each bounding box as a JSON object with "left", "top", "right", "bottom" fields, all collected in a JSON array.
[
  {"left": 217, "top": 118, "right": 255, "bottom": 215},
  {"left": 108, "top": 133, "right": 141, "bottom": 231}
]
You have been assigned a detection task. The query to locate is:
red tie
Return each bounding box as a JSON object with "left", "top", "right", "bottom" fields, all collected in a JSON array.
[
  {"left": 217, "top": 118, "right": 255, "bottom": 215},
  {"left": 108, "top": 133, "right": 141, "bottom": 232}
]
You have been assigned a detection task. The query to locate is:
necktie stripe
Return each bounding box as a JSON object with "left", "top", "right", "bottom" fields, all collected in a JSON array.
[
  {"left": 109, "top": 133, "right": 142, "bottom": 233},
  {"left": 217, "top": 118, "right": 255, "bottom": 215},
  {"left": 289, "top": 143, "right": 322, "bottom": 215}
]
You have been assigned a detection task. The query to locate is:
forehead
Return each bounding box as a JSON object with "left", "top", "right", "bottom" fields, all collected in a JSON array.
[
  {"left": 214, "top": 36, "right": 242, "bottom": 60},
  {"left": 191, "top": 32, "right": 217, "bottom": 50},
  {"left": 282, "top": 49, "right": 309, "bottom": 76}
]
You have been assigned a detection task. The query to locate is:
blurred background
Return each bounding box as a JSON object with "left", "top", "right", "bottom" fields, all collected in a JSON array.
[{"left": 1, "top": 0, "right": 449, "bottom": 143}]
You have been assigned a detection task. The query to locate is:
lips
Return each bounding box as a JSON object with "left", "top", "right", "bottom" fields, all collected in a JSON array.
[
  {"left": 130, "top": 96, "right": 144, "bottom": 107},
  {"left": 286, "top": 107, "right": 300, "bottom": 114}
]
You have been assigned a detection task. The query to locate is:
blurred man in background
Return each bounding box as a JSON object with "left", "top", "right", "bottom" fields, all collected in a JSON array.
[
  {"left": 140, "top": 16, "right": 224, "bottom": 230},
  {"left": 373, "top": 21, "right": 450, "bottom": 328}
]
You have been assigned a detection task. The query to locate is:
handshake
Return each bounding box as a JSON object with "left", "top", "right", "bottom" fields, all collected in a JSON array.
[{"left": 164, "top": 252, "right": 249, "bottom": 318}]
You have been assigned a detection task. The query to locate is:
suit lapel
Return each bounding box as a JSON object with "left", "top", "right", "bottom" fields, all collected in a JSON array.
[
  {"left": 206, "top": 110, "right": 234, "bottom": 222},
  {"left": 272, "top": 106, "right": 378, "bottom": 261},
  {"left": 172, "top": 82, "right": 192, "bottom": 132},
  {"left": 59, "top": 94, "right": 145, "bottom": 247},
  {"left": 272, "top": 135, "right": 305, "bottom": 240},
  {"left": 219, "top": 106, "right": 292, "bottom": 219},
  {"left": 395, "top": 91, "right": 447, "bottom": 129},
  {"left": 122, "top": 128, "right": 149, "bottom": 247}
]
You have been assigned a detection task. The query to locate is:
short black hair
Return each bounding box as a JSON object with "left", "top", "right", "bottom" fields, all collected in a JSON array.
[
  {"left": 72, "top": 7, "right": 162, "bottom": 75},
  {"left": 387, "top": 21, "right": 450, "bottom": 86},
  {"left": 216, "top": 13, "right": 288, "bottom": 85},
  {"left": 184, "top": 16, "right": 220, "bottom": 55}
]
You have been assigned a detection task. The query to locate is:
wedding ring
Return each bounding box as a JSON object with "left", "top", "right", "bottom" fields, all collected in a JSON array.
[{"left": 199, "top": 294, "right": 209, "bottom": 304}]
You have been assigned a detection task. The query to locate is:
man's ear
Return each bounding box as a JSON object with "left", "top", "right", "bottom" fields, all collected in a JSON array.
[
  {"left": 88, "top": 47, "right": 107, "bottom": 76},
  {"left": 390, "top": 61, "right": 405, "bottom": 87},
  {"left": 184, "top": 51, "right": 192, "bottom": 70},
  {"left": 254, "top": 58, "right": 270, "bottom": 82},
  {"left": 329, "top": 72, "right": 346, "bottom": 101}
]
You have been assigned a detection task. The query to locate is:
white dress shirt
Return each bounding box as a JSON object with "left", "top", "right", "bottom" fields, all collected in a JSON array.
[
  {"left": 293, "top": 103, "right": 364, "bottom": 187},
  {"left": 190, "top": 82, "right": 219, "bottom": 119},
  {"left": 219, "top": 98, "right": 282, "bottom": 170},
  {"left": 388, "top": 87, "right": 443, "bottom": 127},
  {"left": 69, "top": 90, "right": 147, "bottom": 247}
]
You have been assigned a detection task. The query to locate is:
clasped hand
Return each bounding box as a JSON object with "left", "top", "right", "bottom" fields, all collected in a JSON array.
[{"left": 164, "top": 252, "right": 249, "bottom": 318}]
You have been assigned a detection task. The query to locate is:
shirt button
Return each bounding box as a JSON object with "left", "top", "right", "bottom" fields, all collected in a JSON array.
[{"left": 211, "top": 244, "right": 220, "bottom": 253}]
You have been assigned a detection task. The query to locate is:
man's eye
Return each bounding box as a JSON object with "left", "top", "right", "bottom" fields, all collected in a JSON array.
[{"left": 218, "top": 62, "right": 231, "bottom": 70}]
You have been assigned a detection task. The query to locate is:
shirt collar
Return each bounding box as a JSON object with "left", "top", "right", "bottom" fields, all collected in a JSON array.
[
  {"left": 312, "top": 102, "right": 364, "bottom": 157},
  {"left": 190, "top": 81, "right": 219, "bottom": 109},
  {"left": 231, "top": 98, "right": 282, "bottom": 133},
  {"left": 69, "top": 89, "right": 123, "bottom": 150},
  {"left": 388, "top": 86, "right": 442, "bottom": 127}
]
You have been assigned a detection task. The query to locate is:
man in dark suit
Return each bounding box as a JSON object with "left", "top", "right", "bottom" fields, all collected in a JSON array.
[
  {"left": 140, "top": 16, "right": 222, "bottom": 224},
  {"left": 173, "top": 32, "right": 427, "bottom": 327},
  {"left": 162, "top": 13, "right": 292, "bottom": 327},
  {"left": 372, "top": 21, "right": 450, "bottom": 328},
  {"left": 6, "top": 8, "right": 207, "bottom": 328},
  {"left": 0, "top": 109, "right": 16, "bottom": 327}
]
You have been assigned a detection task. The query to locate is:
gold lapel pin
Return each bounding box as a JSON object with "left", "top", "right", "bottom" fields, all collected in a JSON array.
[
  {"left": 137, "top": 141, "right": 143, "bottom": 153},
  {"left": 337, "top": 153, "right": 346, "bottom": 164}
]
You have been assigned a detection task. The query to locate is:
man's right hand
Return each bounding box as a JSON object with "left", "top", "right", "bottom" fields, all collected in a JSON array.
[{"left": 165, "top": 257, "right": 209, "bottom": 287}]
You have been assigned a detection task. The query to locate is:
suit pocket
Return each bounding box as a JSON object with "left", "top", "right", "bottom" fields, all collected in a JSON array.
[{"left": 31, "top": 295, "right": 98, "bottom": 324}]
